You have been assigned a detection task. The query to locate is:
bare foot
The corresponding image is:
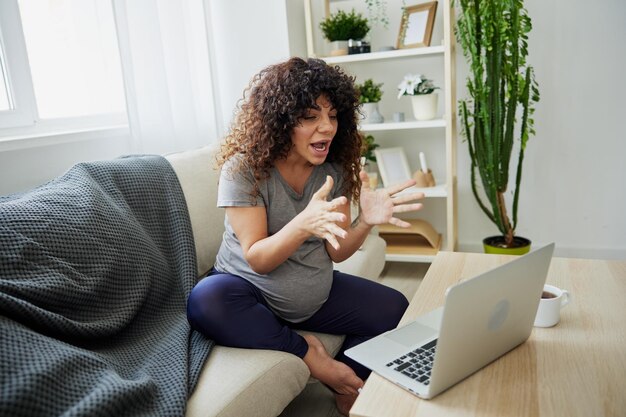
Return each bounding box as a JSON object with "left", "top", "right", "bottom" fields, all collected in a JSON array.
[
  {"left": 335, "top": 392, "right": 358, "bottom": 416},
  {"left": 302, "top": 334, "right": 363, "bottom": 395}
]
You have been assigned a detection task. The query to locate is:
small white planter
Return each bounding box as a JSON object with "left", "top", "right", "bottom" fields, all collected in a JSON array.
[
  {"left": 330, "top": 40, "right": 348, "bottom": 56},
  {"left": 361, "top": 102, "right": 384, "bottom": 124},
  {"left": 411, "top": 93, "right": 438, "bottom": 121}
]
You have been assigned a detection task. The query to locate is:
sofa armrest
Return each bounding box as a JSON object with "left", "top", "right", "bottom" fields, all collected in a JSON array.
[
  {"left": 333, "top": 232, "right": 386, "bottom": 281},
  {"left": 165, "top": 144, "right": 224, "bottom": 277}
]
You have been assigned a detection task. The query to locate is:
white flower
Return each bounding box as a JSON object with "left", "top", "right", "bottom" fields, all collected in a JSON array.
[{"left": 397, "top": 73, "right": 438, "bottom": 98}]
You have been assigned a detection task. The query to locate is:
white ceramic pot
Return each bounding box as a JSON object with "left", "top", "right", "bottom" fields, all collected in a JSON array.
[
  {"left": 361, "top": 102, "right": 384, "bottom": 124},
  {"left": 411, "top": 93, "right": 438, "bottom": 121}
]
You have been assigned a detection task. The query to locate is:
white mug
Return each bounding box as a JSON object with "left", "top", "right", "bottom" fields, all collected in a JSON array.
[{"left": 533, "top": 284, "right": 571, "bottom": 327}]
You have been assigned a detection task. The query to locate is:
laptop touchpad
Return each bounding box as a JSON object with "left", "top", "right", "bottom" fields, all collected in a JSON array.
[{"left": 385, "top": 321, "right": 438, "bottom": 347}]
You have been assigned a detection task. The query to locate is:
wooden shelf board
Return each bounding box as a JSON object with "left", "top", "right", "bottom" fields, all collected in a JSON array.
[
  {"left": 382, "top": 234, "right": 441, "bottom": 264},
  {"left": 379, "top": 219, "right": 442, "bottom": 264},
  {"left": 385, "top": 253, "right": 436, "bottom": 263},
  {"left": 394, "top": 184, "right": 447, "bottom": 198}
]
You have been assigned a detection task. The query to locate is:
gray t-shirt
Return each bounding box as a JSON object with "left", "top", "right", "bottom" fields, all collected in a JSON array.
[{"left": 214, "top": 157, "right": 347, "bottom": 323}]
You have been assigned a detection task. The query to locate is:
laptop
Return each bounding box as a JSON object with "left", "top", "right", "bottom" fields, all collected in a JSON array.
[{"left": 345, "top": 243, "right": 555, "bottom": 399}]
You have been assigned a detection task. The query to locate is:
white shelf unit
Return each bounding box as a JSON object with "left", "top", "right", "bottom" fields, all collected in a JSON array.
[
  {"left": 322, "top": 45, "right": 446, "bottom": 64},
  {"left": 306, "top": 0, "right": 458, "bottom": 263},
  {"left": 359, "top": 117, "right": 454, "bottom": 263}
]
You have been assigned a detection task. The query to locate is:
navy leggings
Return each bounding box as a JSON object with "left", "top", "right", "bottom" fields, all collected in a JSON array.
[{"left": 187, "top": 269, "right": 409, "bottom": 380}]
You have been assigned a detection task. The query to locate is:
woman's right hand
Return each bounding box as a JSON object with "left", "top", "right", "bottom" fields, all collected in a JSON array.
[{"left": 298, "top": 175, "right": 348, "bottom": 250}]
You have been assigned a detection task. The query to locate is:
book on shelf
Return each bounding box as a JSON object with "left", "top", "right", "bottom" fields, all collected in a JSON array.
[{"left": 378, "top": 219, "right": 441, "bottom": 257}]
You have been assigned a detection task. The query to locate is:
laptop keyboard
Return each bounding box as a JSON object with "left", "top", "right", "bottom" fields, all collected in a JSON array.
[{"left": 385, "top": 339, "right": 438, "bottom": 385}]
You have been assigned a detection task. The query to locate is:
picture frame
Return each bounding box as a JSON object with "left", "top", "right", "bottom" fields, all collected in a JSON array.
[
  {"left": 304, "top": 0, "right": 357, "bottom": 57},
  {"left": 396, "top": 1, "right": 438, "bottom": 49},
  {"left": 374, "top": 147, "right": 412, "bottom": 188}
]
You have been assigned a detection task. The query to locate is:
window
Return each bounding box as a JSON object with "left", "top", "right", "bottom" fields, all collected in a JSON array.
[
  {"left": 0, "top": 0, "right": 127, "bottom": 139},
  {"left": 1, "top": 47, "right": 11, "bottom": 111}
]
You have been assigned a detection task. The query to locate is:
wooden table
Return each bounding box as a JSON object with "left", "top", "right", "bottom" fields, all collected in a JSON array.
[{"left": 350, "top": 252, "right": 626, "bottom": 417}]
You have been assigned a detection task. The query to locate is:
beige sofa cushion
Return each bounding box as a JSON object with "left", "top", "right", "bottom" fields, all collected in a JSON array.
[
  {"left": 186, "top": 346, "right": 308, "bottom": 417},
  {"left": 186, "top": 332, "right": 344, "bottom": 417},
  {"left": 166, "top": 144, "right": 224, "bottom": 276},
  {"left": 334, "top": 226, "right": 386, "bottom": 281}
]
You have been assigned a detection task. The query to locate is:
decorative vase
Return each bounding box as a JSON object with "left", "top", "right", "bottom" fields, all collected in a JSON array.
[
  {"left": 483, "top": 236, "right": 531, "bottom": 255},
  {"left": 410, "top": 93, "right": 438, "bottom": 121},
  {"left": 330, "top": 40, "right": 348, "bottom": 56},
  {"left": 361, "top": 102, "right": 384, "bottom": 124}
]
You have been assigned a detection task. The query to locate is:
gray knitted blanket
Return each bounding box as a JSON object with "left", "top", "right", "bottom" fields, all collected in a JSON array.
[{"left": 0, "top": 155, "right": 214, "bottom": 416}]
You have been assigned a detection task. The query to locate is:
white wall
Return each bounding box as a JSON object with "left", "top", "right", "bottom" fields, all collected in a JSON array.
[
  {"left": 1, "top": 0, "right": 624, "bottom": 260},
  {"left": 450, "top": 0, "right": 626, "bottom": 259},
  {"left": 515, "top": 0, "right": 626, "bottom": 260},
  {"left": 0, "top": 131, "right": 132, "bottom": 195},
  {"left": 464, "top": 0, "right": 626, "bottom": 260},
  {"left": 470, "top": 0, "right": 626, "bottom": 259},
  {"left": 206, "top": 0, "right": 292, "bottom": 136}
]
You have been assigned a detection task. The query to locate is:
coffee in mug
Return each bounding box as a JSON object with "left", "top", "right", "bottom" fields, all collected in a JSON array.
[{"left": 534, "top": 284, "right": 571, "bottom": 327}]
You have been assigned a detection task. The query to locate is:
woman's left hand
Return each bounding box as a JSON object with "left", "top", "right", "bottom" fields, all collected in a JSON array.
[{"left": 358, "top": 171, "right": 424, "bottom": 228}]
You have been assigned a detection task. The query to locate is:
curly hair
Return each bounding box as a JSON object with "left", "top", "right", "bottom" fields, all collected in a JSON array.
[{"left": 218, "top": 57, "right": 364, "bottom": 201}]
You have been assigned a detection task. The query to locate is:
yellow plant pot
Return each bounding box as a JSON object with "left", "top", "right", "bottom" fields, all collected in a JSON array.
[{"left": 483, "top": 236, "right": 531, "bottom": 255}]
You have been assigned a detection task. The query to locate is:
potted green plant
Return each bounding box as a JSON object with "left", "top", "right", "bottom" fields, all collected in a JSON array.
[
  {"left": 355, "top": 78, "right": 384, "bottom": 124},
  {"left": 361, "top": 134, "right": 379, "bottom": 163},
  {"left": 360, "top": 134, "right": 380, "bottom": 189},
  {"left": 357, "top": 78, "right": 383, "bottom": 103},
  {"left": 319, "top": 9, "right": 370, "bottom": 56},
  {"left": 397, "top": 73, "right": 439, "bottom": 121},
  {"left": 456, "top": 0, "right": 540, "bottom": 254}
]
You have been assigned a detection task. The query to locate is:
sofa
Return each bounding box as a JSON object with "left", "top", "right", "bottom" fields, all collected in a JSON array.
[
  {"left": 0, "top": 143, "right": 385, "bottom": 417},
  {"left": 166, "top": 144, "right": 386, "bottom": 417}
]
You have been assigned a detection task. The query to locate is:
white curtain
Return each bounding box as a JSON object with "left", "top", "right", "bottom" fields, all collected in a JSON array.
[{"left": 112, "top": 0, "right": 218, "bottom": 155}]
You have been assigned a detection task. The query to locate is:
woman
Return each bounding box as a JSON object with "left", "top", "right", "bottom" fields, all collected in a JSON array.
[{"left": 187, "top": 57, "right": 423, "bottom": 414}]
